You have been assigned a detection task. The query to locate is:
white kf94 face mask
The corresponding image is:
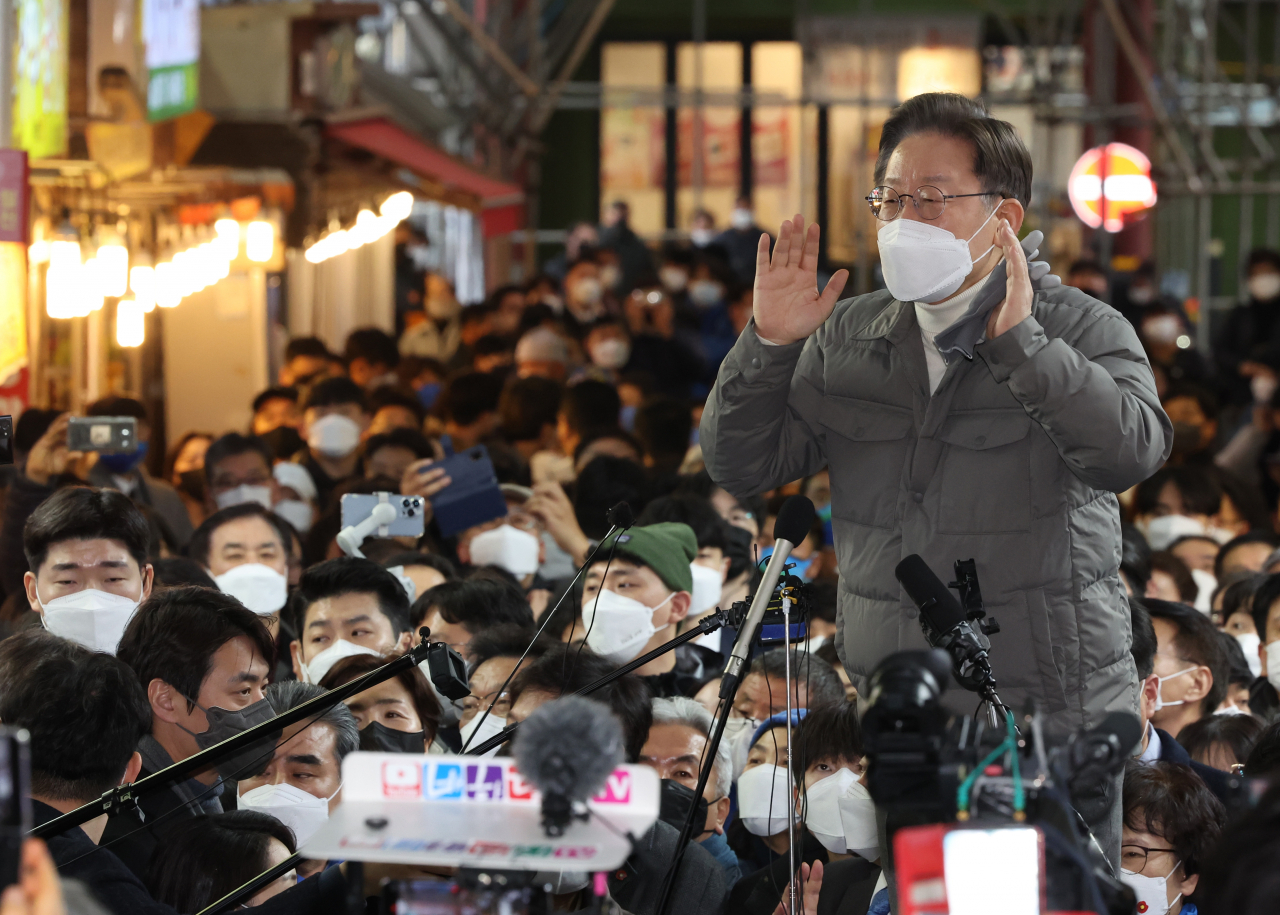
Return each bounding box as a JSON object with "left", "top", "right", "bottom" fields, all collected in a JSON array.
[
  {"left": 239, "top": 782, "right": 341, "bottom": 847},
  {"left": 214, "top": 563, "right": 288, "bottom": 616},
  {"left": 736, "top": 764, "right": 794, "bottom": 837},
  {"left": 301, "top": 640, "right": 381, "bottom": 684},
  {"left": 308, "top": 414, "right": 362, "bottom": 459},
  {"left": 877, "top": 203, "right": 1000, "bottom": 304},
  {"left": 688, "top": 563, "right": 723, "bottom": 617},
  {"left": 1120, "top": 858, "right": 1183, "bottom": 915},
  {"left": 39, "top": 584, "right": 144, "bottom": 654},
  {"left": 460, "top": 713, "right": 507, "bottom": 757},
  {"left": 582, "top": 589, "right": 673, "bottom": 666},
  {"left": 802, "top": 768, "right": 879, "bottom": 859},
  {"left": 468, "top": 525, "right": 541, "bottom": 578}
]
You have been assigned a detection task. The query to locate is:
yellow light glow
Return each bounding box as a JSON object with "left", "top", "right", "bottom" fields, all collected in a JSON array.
[
  {"left": 155, "top": 262, "right": 182, "bottom": 308},
  {"left": 116, "top": 299, "right": 145, "bottom": 347},
  {"left": 246, "top": 221, "right": 274, "bottom": 262},
  {"left": 380, "top": 191, "right": 414, "bottom": 222},
  {"left": 896, "top": 47, "right": 982, "bottom": 101},
  {"left": 350, "top": 209, "right": 378, "bottom": 248},
  {"left": 95, "top": 244, "right": 129, "bottom": 297},
  {"left": 28, "top": 240, "right": 49, "bottom": 264},
  {"left": 213, "top": 219, "right": 240, "bottom": 260},
  {"left": 130, "top": 265, "right": 155, "bottom": 308},
  {"left": 46, "top": 241, "right": 84, "bottom": 319}
]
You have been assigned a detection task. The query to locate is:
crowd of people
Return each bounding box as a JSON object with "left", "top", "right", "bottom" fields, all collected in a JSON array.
[{"left": 3, "top": 195, "right": 1280, "bottom": 915}]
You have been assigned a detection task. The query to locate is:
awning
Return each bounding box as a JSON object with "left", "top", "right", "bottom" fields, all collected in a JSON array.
[{"left": 324, "top": 117, "right": 523, "bottom": 238}]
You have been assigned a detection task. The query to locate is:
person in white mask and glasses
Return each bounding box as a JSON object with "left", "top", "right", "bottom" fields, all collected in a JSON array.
[
  {"left": 23, "top": 486, "right": 153, "bottom": 655},
  {"left": 189, "top": 504, "right": 292, "bottom": 636},
  {"left": 1147, "top": 600, "right": 1225, "bottom": 741},
  {"left": 1119, "top": 760, "right": 1225, "bottom": 915},
  {"left": 701, "top": 92, "right": 1171, "bottom": 868},
  {"left": 297, "top": 377, "right": 371, "bottom": 512},
  {"left": 203, "top": 433, "right": 283, "bottom": 515},
  {"left": 239, "top": 681, "right": 359, "bottom": 878},
  {"left": 288, "top": 557, "right": 413, "bottom": 684}
]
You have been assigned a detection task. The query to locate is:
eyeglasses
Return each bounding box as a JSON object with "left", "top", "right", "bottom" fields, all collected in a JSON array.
[
  {"left": 865, "top": 185, "right": 1002, "bottom": 222},
  {"left": 1120, "top": 844, "right": 1179, "bottom": 872},
  {"left": 460, "top": 691, "right": 511, "bottom": 722}
]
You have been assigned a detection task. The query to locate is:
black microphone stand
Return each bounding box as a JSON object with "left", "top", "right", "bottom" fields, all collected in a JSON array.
[
  {"left": 31, "top": 631, "right": 448, "bottom": 839},
  {"left": 195, "top": 852, "right": 305, "bottom": 915}
]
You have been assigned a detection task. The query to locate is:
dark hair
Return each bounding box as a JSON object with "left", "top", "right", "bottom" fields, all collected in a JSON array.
[
  {"left": 1178, "top": 714, "right": 1263, "bottom": 769},
  {"left": 1244, "top": 721, "right": 1280, "bottom": 778},
  {"left": 1218, "top": 573, "right": 1265, "bottom": 624},
  {"left": 251, "top": 386, "right": 298, "bottom": 415},
  {"left": 574, "top": 426, "right": 643, "bottom": 464},
  {"left": 345, "top": 328, "right": 401, "bottom": 370},
  {"left": 187, "top": 503, "right": 292, "bottom": 568},
  {"left": 320, "top": 652, "right": 441, "bottom": 746},
  {"left": 813, "top": 639, "right": 842, "bottom": 670},
  {"left": 634, "top": 397, "right": 692, "bottom": 463},
  {"left": 561, "top": 381, "right": 621, "bottom": 435},
  {"left": 574, "top": 455, "right": 650, "bottom": 539},
  {"left": 874, "top": 92, "right": 1031, "bottom": 208},
  {"left": 1135, "top": 466, "right": 1222, "bottom": 518},
  {"left": 414, "top": 578, "right": 534, "bottom": 635},
  {"left": 1164, "top": 382, "right": 1220, "bottom": 423},
  {"left": 1149, "top": 551, "right": 1198, "bottom": 603},
  {"left": 151, "top": 557, "right": 216, "bottom": 589},
  {"left": 147, "top": 811, "right": 297, "bottom": 914},
  {"left": 791, "top": 703, "right": 863, "bottom": 792},
  {"left": 203, "top": 433, "right": 273, "bottom": 488},
  {"left": 162, "top": 431, "right": 214, "bottom": 483},
  {"left": 1129, "top": 597, "right": 1159, "bottom": 680},
  {"left": 499, "top": 377, "right": 563, "bottom": 443},
  {"left": 381, "top": 551, "right": 457, "bottom": 582},
  {"left": 1194, "top": 784, "right": 1280, "bottom": 915},
  {"left": 1220, "top": 531, "right": 1280, "bottom": 579},
  {"left": 363, "top": 427, "right": 434, "bottom": 463},
  {"left": 289, "top": 557, "right": 412, "bottom": 639},
  {"left": 473, "top": 334, "right": 515, "bottom": 358},
  {"left": 486, "top": 283, "right": 524, "bottom": 310},
  {"left": 510, "top": 643, "right": 653, "bottom": 763},
  {"left": 368, "top": 385, "right": 428, "bottom": 425},
  {"left": 303, "top": 376, "right": 368, "bottom": 413},
  {"left": 14, "top": 408, "right": 59, "bottom": 454},
  {"left": 1209, "top": 467, "right": 1273, "bottom": 534},
  {"left": 636, "top": 494, "right": 729, "bottom": 552},
  {"left": 1122, "top": 759, "right": 1226, "bottom": 877},
  {"left": 807, "top": 580, "right": 838, "bottom": 624},
  {"left": 1121, "top": 525, "right": 1153, "bottom": 591},
  {"left": 1219, "top": 631, "right": 1256, "bottom": 685},
  {"left": 285, "top": 336, "right": 332, "bottom": 362},
  {"left": 1145, "top": 599, "right": 1227, "bottom": 716},
  {"left": 23, "top": 486, "right": 150, "bottom": 574},
  {"left": 88, "top": 395, "right": 147, "bottom": 422},
  {"left": 466, "top": 624, "right": 553, "bottom": 674},
  {"left": 0, "top": 632, "right": 149, "bottom": 801},
  {"left": 437, "top": 371, "right": 504, "bottom": 426},
  {"left": 117, "top": 586, "right": 276, "bottom": 712},
  {"left": 749, "top": 648, "right": 846, "bottom": 711},
  {"left": 1250, "top": 572, "right": 1280, "bottom": 643},
  {"left": 1067, "top": 259, "right": 1106, "bottom": 280}
]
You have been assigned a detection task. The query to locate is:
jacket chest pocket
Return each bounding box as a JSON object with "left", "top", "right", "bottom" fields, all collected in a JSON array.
[
  {"left": 937, "top": 410, "right": 1033, "bottom": 534},
  {"left": 819, "top": 395, "right": 914, "bottom": 530}
]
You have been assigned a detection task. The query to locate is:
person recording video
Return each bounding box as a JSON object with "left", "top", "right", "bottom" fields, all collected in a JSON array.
[{"left": 700, "top": 90, "right": 1173, "bottom": 865}]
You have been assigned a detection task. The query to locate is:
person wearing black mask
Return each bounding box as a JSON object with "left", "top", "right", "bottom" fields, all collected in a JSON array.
[
  {"left": 1162, "top": 384, "right": 1221, "bottom": 466},
  {"left": 163, "top": 431, "right": 213, "bottom": 530},
  {"left": 319, "top": 651, "right": 442, "bottom": 753},
  {"left": 251, "top": 387, "right": 306, "bottom": 460},
  {"left": 107, "top": 587, "right": 276, "bottom": 879}
]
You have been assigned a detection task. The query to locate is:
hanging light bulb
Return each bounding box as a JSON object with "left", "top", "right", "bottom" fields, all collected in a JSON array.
[
  {"left": 95, "top": 244, "right": 129, "bottom": 297},
  {"left": 130, "top": 265, "right": 156, "bottom": 312},
  {"left": 28, "top": 240, "right": 49, "bottom": 264},
  {"left": 155, "top": 262, "right": 182, "bottom": 308},
  {"left": 246, "top": 220, "right": 274, "bottom": 262},
  {"left": 116, "top": 299, "right": 145, "bottom": 347},
  {"left": 380, "top": 191, "right": 414, "bottom": 222},
  {"left": 213, "top": 218, "right": 240, "bottom": 261},
  {"left": 46, "top": 241, "right": 83, "bottom": 319},
  {"left": 349, "top": 209, "right": 378, "bottom": 248}
]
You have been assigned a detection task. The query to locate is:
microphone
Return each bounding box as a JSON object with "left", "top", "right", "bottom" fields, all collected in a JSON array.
[
  {"left": 606, "top": 501, "right": 634, "bottom": 530},
  {"left": 513, "top": 695, "right": 624, "bottom": 837},
  {"left": 894, "top": 554, "right": 997, "bottom": 697},
  {"left": 1064, "top": 711, "right": 1143, "bottom": 785},
  {"left": 721, "top": 495, "right": 816, "bottom": 692}
]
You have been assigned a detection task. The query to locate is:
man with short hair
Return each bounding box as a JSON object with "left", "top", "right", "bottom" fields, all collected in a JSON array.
[
  {"left": 204, "top": 432, "right": 281, "bottom": 511},
  {"left": 299, "top": 377, "right": 371, "bottom": 510},
  {"left": 435, "top": 371, "right": 503, "bottom": 451},
  {"left": 641, "top": 697, "right": 739, "bottom": 883},
  {"left": 345, "top": 328, "right": 401, "bottom": 389},
  {"left": 734, "top": 648, "right": 847, "bottom": 723},
  {"left": 458, "top": 625, "right": 549, "bottom": 751},
  {"left": 515, "top": 327, "right": 570, "bottom": 381},
  {"left": 415, "top": 578, "right": 534, "bottom": 661},
  {"left": 252, "top": 386, "right": 302, "bottom": 437},
  {"left": 107, "top": 586, "right": 276, "bottom": 878},
  {"left": 288, "top": 556, "right": 413, "bottom": 683},
  {"left": 23, "top": 486, "right": 154, "bottom": 653},
  {"left": 188, "top": 503, "right": 292, "bottom": 632},
  {"left": 1147, "top": 599, "right": 1227, "bottom": 739},
  {"left": 238, "top": 680, "right": 360, "bottom": 876},
  {"left": 280, "top": 336, "right": 334, "bottom": 387},
  {"left": 701, "top": 92, "right": 1170, "bottom": 866}
]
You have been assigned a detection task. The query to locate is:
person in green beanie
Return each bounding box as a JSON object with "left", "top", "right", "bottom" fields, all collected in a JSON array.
[{"left": 581, "top": 521, "right": 716, "bottom": 697}]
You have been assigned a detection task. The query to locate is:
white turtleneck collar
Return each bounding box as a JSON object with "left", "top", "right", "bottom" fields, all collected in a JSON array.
[{"left": 914, "top": 280, "right": 986, "bottom": 393}]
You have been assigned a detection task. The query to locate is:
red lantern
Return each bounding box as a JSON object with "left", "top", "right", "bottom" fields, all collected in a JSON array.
[{"left": 1068, "top": 142, "right": 1157, "bottom": 233}]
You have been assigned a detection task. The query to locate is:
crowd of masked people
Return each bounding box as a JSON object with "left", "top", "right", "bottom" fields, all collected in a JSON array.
[{"left": 2, "top": 222, "right": 1280, "bottom": 915}]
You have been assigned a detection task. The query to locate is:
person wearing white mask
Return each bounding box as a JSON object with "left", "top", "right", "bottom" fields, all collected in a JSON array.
[
  {"left": 1246, "top": 572, "right": 1280, "bottom": 721},
  {"left": 288, "top": 557, "right": 413, "bottom": 684},
  {"left": 299, "top": 377, "right": 371, "bottom": 512},
  {"left": 1221, "top": 596, "right": 1263, "bottom": 680},
  {"left": 23, "top": 487, "right": 154, "bottom": 655},
  {"left": 1119, "top": 760, "right": 1225, "bottom": 915},
  {"left": 272, "top": 460, "right": 319, "bottom": 536},
  {"left": 1147, "top": 600, "right": 1223, "bottom": 741},
  {"left": 204, "top": 432, "right": 281, "bottom": 515},
  {"left": 732, "top": 714, "right": 802, "bottom": 873},
  {"left": 456, "top": 496, "right": 548, "bottom": 592},
  {"left": 457, "top": 627, "right": 551, "bottom": 755},
  {"left": 712, "top": 195, "right": 773, "bottom": 285},
  {"left": 189, "top": 504, "right": 292, "bottom": 635},
  {"left": 415, "top": 578, "right": 534, "bottom": 663},
  {"left": 581, "top": 522, "right": 707, "bottom": 696},
  {"left": 239, "top": 681, "right": 359, "bottom": 877},
  {"left": 1131, "top": 466, "right": 1236, "bottom": 552}
]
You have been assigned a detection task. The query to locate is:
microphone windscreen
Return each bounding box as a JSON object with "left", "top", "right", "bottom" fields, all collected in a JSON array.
[
  {"left": 606, "top": 501, "right": 635, "bottom": 530},
  {"left": 773, "top": 495, "right": 816, "bottom": 546},
  {"left": 895, "top": 554, "right": 965, "bottom": 634},
  {"left": 513, "top": 695, "right": 624, "bottom": 802},
  {"left": 1095, "top": 711, "right": 1143, "bottom": 756}
]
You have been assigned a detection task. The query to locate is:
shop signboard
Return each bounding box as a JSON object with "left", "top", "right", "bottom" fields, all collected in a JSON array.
[
  {"left": 13, "top": 0, "right": 69, "bottom": 159},
  {"left": 144, "top": 0, "right": 200, "bottom": 121}
]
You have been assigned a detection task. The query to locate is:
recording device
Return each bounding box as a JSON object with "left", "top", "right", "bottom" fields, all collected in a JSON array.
[
  {"left": 895, "top": 554, "right": 1004, "bottom": 712},
  {"left": 425, "top": 444, "right": 508, "bottom": 537},
  {"left": 0, "top": 416, "right": 11, "bottom": 466},
  {"left": 512, "top": 696, "right": 624, "bottom": 838},
  {"left": 418, "top": 627, "right": 470, "bottom": 702},
  {"left": 0, "top": 728, "right": 30, "bottom": 888},
  {"left": 720, "top": 495, "right": 815, "bottom": 695},
  {"left": 340, "top": 492, "right": 426, "bottom": 538},
  {"left": 68, "top": 416, "right": 137, "bottom": 453}
]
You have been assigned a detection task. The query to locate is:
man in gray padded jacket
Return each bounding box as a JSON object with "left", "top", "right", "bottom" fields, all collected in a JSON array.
[{"left": 700, "top": 92, "right": 1171, "bottom": 864}]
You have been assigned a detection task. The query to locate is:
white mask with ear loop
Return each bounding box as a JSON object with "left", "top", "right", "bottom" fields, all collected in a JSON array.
[
  {"left": 1120, "top": 858, "right": 1183, "bottom": 915},
  {"left": 38, "top": 584, "right": 145, "bottom": 654},
  {"left": 877, "top": 201, "right": 1001, "bottom": 304},
  {"left": 1153, "top": 666, "right": 1199, "bottom": 712}
]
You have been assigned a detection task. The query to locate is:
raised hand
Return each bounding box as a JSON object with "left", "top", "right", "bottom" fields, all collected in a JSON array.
[
  {"left": 986, "top": 219, "right": 1034, "bottom": 340},
  {"left": 753, "top": 215, "right": 850, "bottom": 346}
]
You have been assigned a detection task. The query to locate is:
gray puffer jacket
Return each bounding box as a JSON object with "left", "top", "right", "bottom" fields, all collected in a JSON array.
[{"left": 700, "top": 284, "right": 1172, "bottom": 740}]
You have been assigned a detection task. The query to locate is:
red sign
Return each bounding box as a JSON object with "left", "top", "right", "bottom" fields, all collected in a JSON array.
[
  {"left": 1068, "top": 142, "right": 1156, "bottom": 233},
  {"left": 0, "top": 151, "right": 28, "bottom": 243}
]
